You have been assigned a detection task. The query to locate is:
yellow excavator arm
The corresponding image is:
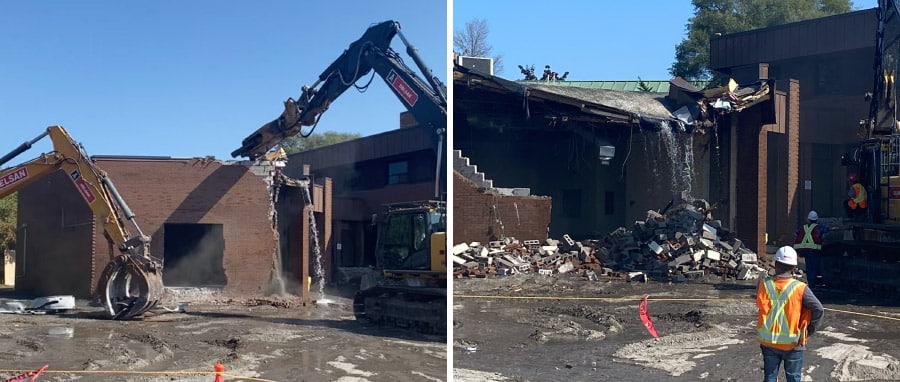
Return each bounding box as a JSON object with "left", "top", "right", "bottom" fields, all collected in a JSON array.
[{"left": 0, "top": 126, "right": 164, "bottom": 319}]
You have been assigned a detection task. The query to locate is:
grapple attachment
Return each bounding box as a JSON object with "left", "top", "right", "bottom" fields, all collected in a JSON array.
[{"left": 97, "top": 255, "right": 165, "bottom": 319}]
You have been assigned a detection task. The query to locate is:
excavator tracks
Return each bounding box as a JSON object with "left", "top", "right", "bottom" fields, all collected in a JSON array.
[
  {"left": 353, "top": 286, "right": 446, "bottom": 336},
  {"left": 822, "top": 241, "right": 900, "bottom": 293}
]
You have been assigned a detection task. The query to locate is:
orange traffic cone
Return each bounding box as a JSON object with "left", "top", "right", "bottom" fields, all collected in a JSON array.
[{"left": 213, "top": 363, "right": 224, "bottom": 382}]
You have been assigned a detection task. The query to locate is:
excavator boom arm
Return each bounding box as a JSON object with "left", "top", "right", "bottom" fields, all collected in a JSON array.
[
  {"left": 231, "top": 20, "right": 447, "bottom": 160},
  {"left": 0, "top": 126, "right": 163, "bottom": 319}
]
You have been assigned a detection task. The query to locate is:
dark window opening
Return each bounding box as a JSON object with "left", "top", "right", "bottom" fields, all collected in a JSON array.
[
  {"left": 388, "top": 161, "right": 409, "bottom": 185},
  {"left": 162, "top": 223, "right": 226, "bottom": 287},
  {"left": 605, "top": 191, "right": 615, "bottom": 215}
]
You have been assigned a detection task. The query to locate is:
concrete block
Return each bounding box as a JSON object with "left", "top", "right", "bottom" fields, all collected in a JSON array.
[
  {"left": 684, "top": 270, "right": 705, "bottom": 279},
  {"left": 706, "top": 250, "right": 721, "bottom": 261},
  {"left": 463, "top": 261, "right": 480, "bottom": 268},
  {"left": 452, "top": 254, "right": 467, "bottom": 265},
  {"left": 480, "top": 247, "right": 489, "bottom": 257},
  {"left": 452, "top": 243, "right": 469, "bottom": 256},
  {"left": 469, "top": 242, "right": 481, "bottom": 247},
  {"left": 541, "top": 245, "right": 559, "bottom": 254},
  {"left": 648, "top": 241, "right": 664, "bottom": 255},
  {"left": 538, "top": 269, "right": 553, "bottom": 276},
  {"left": 488, "top": 241, "right": 504, "bottom": 248},
  {"left": 562, "top": 234, "right": 576, "bottom": 246},
  {"left": 720, "top": 241, "right": 733, "bottom": 253},
  {"left": 627, "top": 271, "right": 647, "bottom": 282},
  {"left": 670, "top": 253, "right": 691, "bottom": 266},
  {"left": 497, "top": 258, "right": 516, "bottom": 268},
  {"left": 700, "top": 238, "right": 715, "bottom": 248},
  {"left": 741, "top": 253, "right": 758, "bottom": 263},
  {"left": 557, "top": 262, "right": 575, "bottom": 274},
  {"left": 692, "top": 250, "right": 704, "bottom": 262},
  {"left": 523, "top": 239, "right": 541, "bottom": 246}
]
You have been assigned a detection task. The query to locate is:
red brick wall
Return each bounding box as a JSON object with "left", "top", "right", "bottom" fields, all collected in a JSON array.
[
  {"left": 16, "top": 171, "right": 96, "bottom": 297},
  {"left": 452, "top": 172, "right": 552, "bottom": 244},
  {"left": 16, "top": 158, "right": 276, "bottom": 298},
  {"left": 735, "top": 111, "right": 768, "bottom": 256},
  {"left": 95, "top": 158, "right": 275, "bottom": 297}
]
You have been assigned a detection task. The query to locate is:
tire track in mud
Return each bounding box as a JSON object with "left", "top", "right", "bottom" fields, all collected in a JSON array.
[
  {"left": 613, "top": 324, "right": 745, "bottom": 376},
  {"left": 815, "top": 327, "right": 900, "bottom": 381}
]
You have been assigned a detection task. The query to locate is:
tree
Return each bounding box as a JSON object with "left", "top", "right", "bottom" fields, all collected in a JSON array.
[
  {"left": 671, "top": 0, "right": 853, "bottom": 81},
  {"left": 454, "top": 17, "right": 504, "bottom": 74},
  {"left": 0, "top": 193, "right": 16, "bottom": 251},
  {"left": 279, "top": 131, "right": 361, "bottom": 154}
]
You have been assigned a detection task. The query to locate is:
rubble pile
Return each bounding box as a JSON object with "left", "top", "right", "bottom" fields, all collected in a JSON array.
[{"left": 453, "top": 193, "right": 770, "bottom": 282}]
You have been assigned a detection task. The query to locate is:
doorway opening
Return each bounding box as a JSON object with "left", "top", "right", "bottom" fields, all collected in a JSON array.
[{"left": 162, "top": 223, "right": 226, "bottom": 287}]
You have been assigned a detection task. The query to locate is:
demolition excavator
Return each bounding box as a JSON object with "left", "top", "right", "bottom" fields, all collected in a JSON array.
[
  {"left": 822, "top": 0, "right": 900, "bottom": 292},
  {"left": 231, "top": 20, "right": 447, "bottom": 333},
  {"left": 0, "top": 125, "right": 164, "bottom": 318}
]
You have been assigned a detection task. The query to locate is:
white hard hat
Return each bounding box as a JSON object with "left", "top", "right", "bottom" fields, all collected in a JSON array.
[
  {"left": 774, "top": 246, "right": 798, "bottom": 266},
  {"left": 808, "top": 210, "right": 818, "bottom": 221}
]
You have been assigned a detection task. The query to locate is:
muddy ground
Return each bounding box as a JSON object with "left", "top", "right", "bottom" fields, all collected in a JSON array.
[
  {"left": 0, "top": 287, "right": 446, "bottom": 382},
  {"left": 452, "top": 272, "right": 900, "bottom": 382}
]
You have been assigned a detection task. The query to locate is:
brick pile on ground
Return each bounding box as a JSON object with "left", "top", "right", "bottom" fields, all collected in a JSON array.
[{"left": 453, "top": 193, "right": 770, "bottom": 281}]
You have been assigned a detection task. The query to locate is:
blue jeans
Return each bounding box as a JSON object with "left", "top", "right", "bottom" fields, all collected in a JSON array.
[
  {"left": 761, "top": 344, "right": 803, "bottom": 382},
  {"left": 800, "top": 250, "right": 821, "bottom": 285}
]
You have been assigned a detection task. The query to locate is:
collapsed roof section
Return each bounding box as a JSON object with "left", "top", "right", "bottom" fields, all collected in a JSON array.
[{"left": 454, "top": 64, "right": 773, "bottom": 133}]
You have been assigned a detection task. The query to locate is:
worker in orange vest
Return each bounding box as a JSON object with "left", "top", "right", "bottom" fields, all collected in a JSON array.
[
  {"left": 757, "top": 246, "right": 824, "bottom": 382},
  {"left": 845, "top": 172, "right": 867, "bottom": 220}
]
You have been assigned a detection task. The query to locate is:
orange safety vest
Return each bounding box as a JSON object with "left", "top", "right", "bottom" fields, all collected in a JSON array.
[
  {"left": 757, "top": 277, "right": 812, "bottom": 351},
  {"left": 848, "top": 183, "right": 868, "bottom": 209},
  {"left": 793, "top": 223, "right": 822, "bottom": 250}
]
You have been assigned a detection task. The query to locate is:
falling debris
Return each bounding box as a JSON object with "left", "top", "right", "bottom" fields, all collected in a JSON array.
[{"left": 453, "top": 192, "right": 769, "bottom": 281}]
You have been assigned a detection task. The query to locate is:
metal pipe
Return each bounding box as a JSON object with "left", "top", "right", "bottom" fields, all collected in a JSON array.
[
  {"left": 433, "top": 128, "right": 444, "bottom": 199},
  {"left": 0, "top": 130, "right": 49, "bottom": 167},
  {"left": 396, "top": 28, "right": 446, "bottom": 103}
]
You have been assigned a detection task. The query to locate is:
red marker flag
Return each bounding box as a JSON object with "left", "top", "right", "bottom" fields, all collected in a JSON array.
[
  {"left": 639, "top": 295, "right": 659, "bottom": 339},
  {"left": 4, "top": 365, "right": 48, "bottom": 382}
]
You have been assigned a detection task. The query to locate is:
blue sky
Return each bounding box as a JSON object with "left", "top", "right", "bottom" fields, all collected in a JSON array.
[
  {"left": 0, "top": 1, "right": 447, "bottom": 160},
  {"left": 1, "top": 1, "right": 879, "bottom": 162},
  {"left": 453, "top": 0, "right": 878, "bottom": 81}
]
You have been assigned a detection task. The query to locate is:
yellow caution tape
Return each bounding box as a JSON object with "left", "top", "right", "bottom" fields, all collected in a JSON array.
[
  {"left": 453, "top": 294, "right": 900, "bottom": 321},
  {"left": 0, "top": 369, "right": 279, "bottom": 382}
]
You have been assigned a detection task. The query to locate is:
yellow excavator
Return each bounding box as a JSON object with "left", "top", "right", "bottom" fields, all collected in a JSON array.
[
  {"left": 231, "top": 20, "right": 447, "bottom": 334},
  {"left": 0, "top": 125, "right": 164, "bottom": 319}
]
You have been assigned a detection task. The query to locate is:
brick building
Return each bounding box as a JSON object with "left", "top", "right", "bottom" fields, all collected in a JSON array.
[
  {"left": 454, "top": 64, "right": 792, "bottom": 256},
  {"left": 453, "top": 151, "right": 552, "bottom": 244},
  {"left": 15, "top": 157, "right": 280, "bottom": 298},
  {"left": 283, "top": 114, "right": 444, "bottom": 277},
  {"left": 710, "top": 8, "right": 881, "bottom": 235}
]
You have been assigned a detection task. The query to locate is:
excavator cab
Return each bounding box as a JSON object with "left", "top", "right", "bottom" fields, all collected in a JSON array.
[
  {"left": 353, "top": 201, "right": 446, "bottom": 334},
  {"left": 376, "top": 201, "right": 446, "bottom": 272}
]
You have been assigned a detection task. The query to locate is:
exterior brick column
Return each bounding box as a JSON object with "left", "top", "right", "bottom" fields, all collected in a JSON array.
[{"left": 735, "top": 110, "right": 768, "bottom": 256}]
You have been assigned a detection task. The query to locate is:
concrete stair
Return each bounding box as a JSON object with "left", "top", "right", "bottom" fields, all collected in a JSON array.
[{"left": 453, "top": 150, "right": 493, "bottom": 189}]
